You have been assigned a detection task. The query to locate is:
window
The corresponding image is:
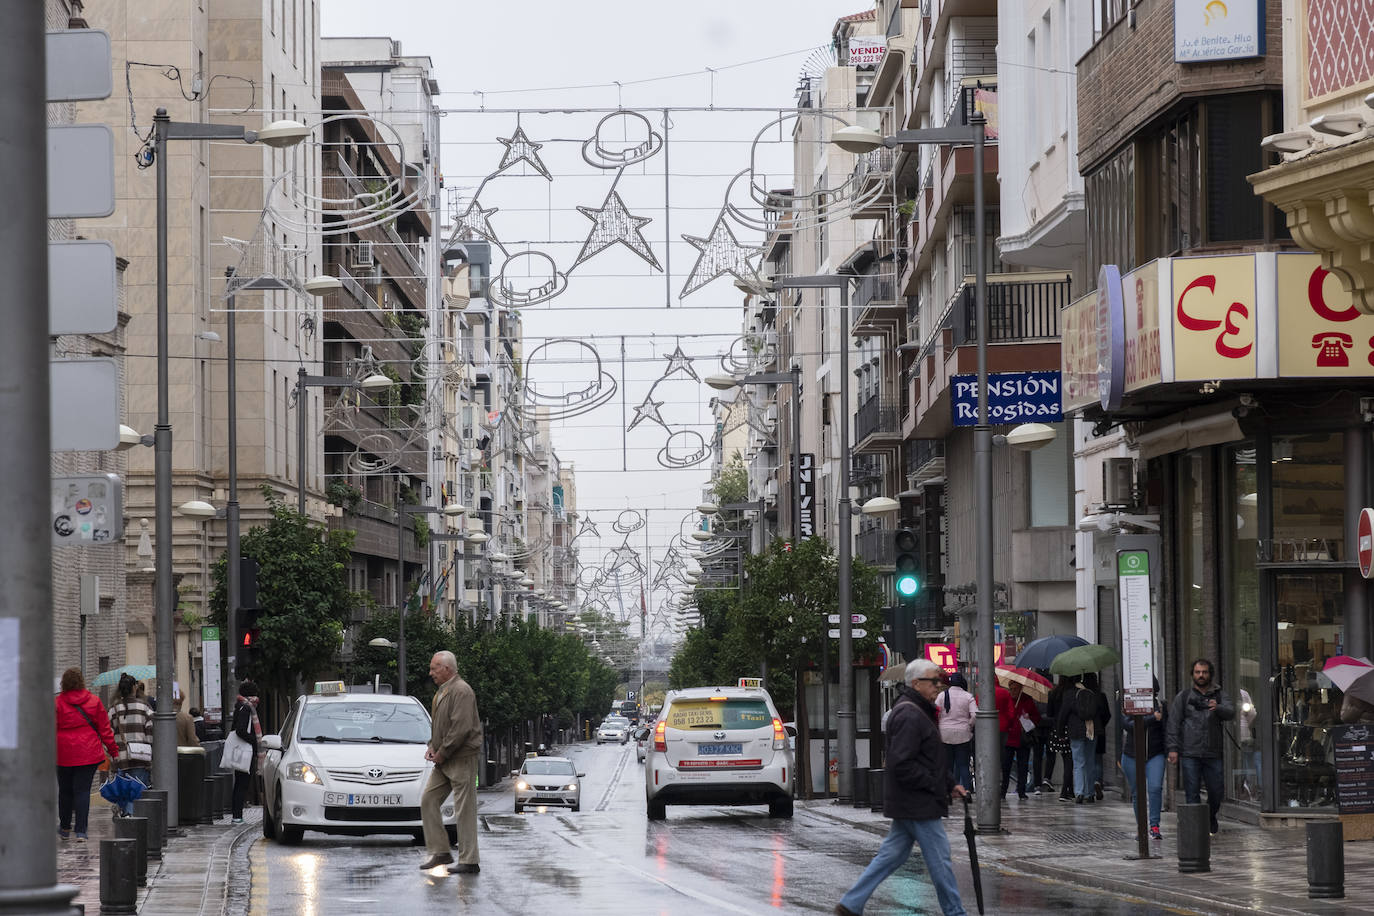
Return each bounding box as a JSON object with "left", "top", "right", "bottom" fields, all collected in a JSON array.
[{"left": 1027, "top": 425, "right": 1069, "bottom": 527}]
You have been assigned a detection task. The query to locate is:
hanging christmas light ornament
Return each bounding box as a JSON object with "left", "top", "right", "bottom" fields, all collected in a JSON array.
[
  {"left": 627, "top": 392, "right": 667, "bottom": 432},
  {"left": 573, "top": 515, "right": 601, "bottom": 542},
  {"left": 679, "top": 210, "right": 764, "bottom": 299},
  {"left": 521, "top": 338, "right": 618, "bottom": 420},
  {"left": 657, "top": 429, "right": 712, "bottom": 468},
  {"left": 572, "top": 188, "right": 662, "bottom": 272},
  {"left": 495, "top": 125, "right": 553, "bottom": 180},
  {"left": 612, "top": 510, "right": 646, "bottom": 534},
  {"left": 661, "top": 342, "right": 700, "bottom": 382},
  {"left": 489, "top": 251, "right": 570, "bottom": 307},
  {"left": 581, "top": 110, "right": 664, "bottom": 169},
  {"left": 452, "top": 198, "right": 507, "bottom": 255}
]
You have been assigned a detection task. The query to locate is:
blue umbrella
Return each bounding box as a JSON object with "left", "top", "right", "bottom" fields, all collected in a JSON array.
[
  {"left": 99, "top": 771, "right": 147, "bottom": 816},
  {"left": 1013, "top": 634, "right": 1088, "bottom": 672}
]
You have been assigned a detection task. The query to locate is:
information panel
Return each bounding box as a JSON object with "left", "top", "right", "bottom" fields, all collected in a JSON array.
[
  {"left": 1118, "top": 550, "right": 1156, "bottom": 715},
  {"left": 1333, "top": 724, "right": 1374, "bottom": 815}
]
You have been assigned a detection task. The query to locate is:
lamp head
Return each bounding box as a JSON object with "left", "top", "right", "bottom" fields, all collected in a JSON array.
[
  {"left": 704, "top": 375, "right": 739, "bottom": 391},
  {"left": 832, "top": 125, "right": 886, "bottom": 154},
  {"left": 367, "top": 637, "right": 397, "bottom": 649},
  {"left": 1001, "top": 422, "right": 1058, "bottom": 451},
  {"left": 253, "top": 119, "right": 311, "bottom": 149},
  {"left": 1260, "top": 130, "right": 1315, "bottom": 155},
  {"left": 443, "top": 501, "right": 466, "bottom": 517},
  {"left": 695, "top": 503, "right": 719, "bottom": 515},
  {"left": 303, "top": 275, "right": 343, "bottom": 297},
  {"left": 359, "top": 373, "right": 393, "bottom": 391},
  {"left": 859, "top": 496, "right": 900, "bottom": 515},
  {"left": 176, "top": 499, "right": 218, "bottom": 518}
]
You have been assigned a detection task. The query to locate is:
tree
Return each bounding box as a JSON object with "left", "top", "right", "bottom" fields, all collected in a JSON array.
[
  {"left": 711, "top": 450, "right": 748, "bottom": 506},
  {"left": 209, "top": 488, "right": 364, "bottom": 694},
  {"left": 353, "top": 608, "right": 457, "bottom": 704}
]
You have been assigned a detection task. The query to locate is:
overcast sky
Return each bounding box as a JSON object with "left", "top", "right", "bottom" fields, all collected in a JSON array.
[{"left": 321, "top": 0, "right": 864, "bottom": 629}]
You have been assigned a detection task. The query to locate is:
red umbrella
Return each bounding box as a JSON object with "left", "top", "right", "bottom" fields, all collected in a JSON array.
[{"left": 996, "top": 665, "right": 1052, "bottom": 702}]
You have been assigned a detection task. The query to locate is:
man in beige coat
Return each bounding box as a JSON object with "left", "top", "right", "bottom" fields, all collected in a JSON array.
[{"left": 419, "top": 650, "right": 483, "bottom": 873}]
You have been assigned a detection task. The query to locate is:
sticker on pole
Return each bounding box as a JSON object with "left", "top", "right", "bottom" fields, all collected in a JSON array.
[{"left": 1360, "top": 508, "right": 1374, "bottom": 579}]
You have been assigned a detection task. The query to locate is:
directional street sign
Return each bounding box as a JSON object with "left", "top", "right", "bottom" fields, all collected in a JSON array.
[
  {"left": 828, "top": 628, "right": 868, "bottom": 639},
  {"left": 827, "top": 614, "right": 868, "bottom": 624}
]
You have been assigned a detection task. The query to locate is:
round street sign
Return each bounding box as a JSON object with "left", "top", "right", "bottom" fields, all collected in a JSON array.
[{"left": 1359, "top": 507, "right": 1374, "bottom": 579}]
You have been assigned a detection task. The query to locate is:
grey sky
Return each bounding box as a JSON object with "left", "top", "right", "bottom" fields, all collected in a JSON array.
[{"left": 321, "top": 1, "right": 864, "bottom": 626}]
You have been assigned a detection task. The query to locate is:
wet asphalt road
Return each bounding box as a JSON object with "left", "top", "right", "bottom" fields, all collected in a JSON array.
[{"left": 243, "top": 740, "right": 1198, "bottom": 915}]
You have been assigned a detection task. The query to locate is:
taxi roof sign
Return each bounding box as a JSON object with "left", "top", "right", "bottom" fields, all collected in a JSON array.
[
  {"left": 313, "top": 680, "right": 345, "bottom": 696},
  {"left": 737, "top": 677, "right": 763, "bottom": 689}
]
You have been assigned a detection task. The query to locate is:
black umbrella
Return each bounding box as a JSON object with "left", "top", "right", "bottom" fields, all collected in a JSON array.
[
  {"left": 962, "top": 795, "right": 984, "bottom": 914},
  {"left": 1013, "top": 634, "right": 1087, "bottom": 671}
]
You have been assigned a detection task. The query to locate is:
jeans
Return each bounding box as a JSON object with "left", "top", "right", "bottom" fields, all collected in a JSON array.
[
  {"left": 947, "top": 741, "right": 973, "bottom": 792},
  {"left": 232, "top": 769, "right": 253, "bottom": 819},
  {"left": 839, "top": 817, "right": 967, "bottom": 916},
  {"left": 1180, "top": 755, "right": 1224, "bottom": 830},
  {"left": 1120, "top": 753, "right": 1165, "bottom": 827},
  {"left": 56, "top": 763, "right": 100, "bottom": 834},
  {"left": 1000, "top": 744, "right": 1030, "bottom": 797},
  {"left": 1070, "top": 738, "right": 1098, "bottom": 797}
]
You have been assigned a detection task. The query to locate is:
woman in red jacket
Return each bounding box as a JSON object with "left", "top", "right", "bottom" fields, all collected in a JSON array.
[{"left": 55, "top": 667, "right": 119, "bottom": 840}]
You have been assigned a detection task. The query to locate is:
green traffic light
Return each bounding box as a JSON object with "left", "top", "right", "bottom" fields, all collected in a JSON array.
[{"left": 896, "top": 575, "right": 919, "bottom": 597}]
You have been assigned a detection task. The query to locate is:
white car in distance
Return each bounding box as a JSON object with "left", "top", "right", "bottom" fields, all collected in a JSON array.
[
  {"left": 259, "top": 682, "right": 457, "bottom": 845},
  {"left": 596, "top": 715, "right": 631, "bottom": 744}
]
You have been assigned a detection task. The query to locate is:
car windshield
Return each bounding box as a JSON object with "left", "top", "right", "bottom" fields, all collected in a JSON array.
[
  {"left": 665, "top": 698, "right": 772, "bottom": 730},
  {"left": 604, "top": 717, "right": 628, "bottom": 727},
  {"left": 297, "top": 701, "right": 430, "bottom": 743},
  {"left": 523, "top": 759, "right": 576, "bottom": 776}
]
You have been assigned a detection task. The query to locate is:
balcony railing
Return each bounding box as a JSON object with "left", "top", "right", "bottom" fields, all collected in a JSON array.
[
  {"left": 851, "top": 453, "right": 885, "bottom": 486},
  {"left": 905, "top": 439, "right": 945, "bottom": 478},
  {"left": 951, "top": 274, "right": 1069, "bottom": 348},
  {"left": 856, "top": 395, "right": 901, "bottom": 445},
  {"left": 853, "top": 274, "right": 898, "bottom": 318},
  {"left": 853, "top": 146, "right": 896, "bottom": 186},
  {"left": 951, "top": 81, "right": 997, "bottom": 130},
  {"left": 857, "top": 526, "right": 895, "bottom": 568}
]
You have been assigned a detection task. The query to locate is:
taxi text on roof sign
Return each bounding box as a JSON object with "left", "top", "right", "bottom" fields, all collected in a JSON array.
[
  {"left": 737, "top": 677, "right": 762, "bottom": 689},
  {"left": 313, "top": 680, "right": 345, "bottom": 695}
]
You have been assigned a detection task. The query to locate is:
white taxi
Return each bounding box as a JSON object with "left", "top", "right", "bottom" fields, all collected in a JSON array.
[
  {"left": 259, "top": 682, "right": 457, "bottom": 845},
  {"left": 644, "top": 680, "right": 794, "bottom": 820}
]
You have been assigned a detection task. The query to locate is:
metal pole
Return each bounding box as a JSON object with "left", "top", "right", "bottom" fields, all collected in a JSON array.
[
  {"left": 225, "top": 269, "right": 241, "bottom": 718},
  {"left": 837, "top": 279, "right": 855, "bottom": 804},
  {"left": 296, "top": 367, "right": 307, "bottom": 517},
  {"left": 791, "top": 365, "right": 802, "bottom": 543},
  {"left": 396, "top": 491, "right": 407, "bottom": 696},
  {"left": 822, "top": 635, "right": 831, "bottom": 798},
  {"left": 970, "top": 114, "right": 1000, "bottom": 833},
  {"left": 152, "top": 108, "right": 179, "bottom": 828},
  {"left": 0, "top": 9, "right": 78, "bottom": 907}
]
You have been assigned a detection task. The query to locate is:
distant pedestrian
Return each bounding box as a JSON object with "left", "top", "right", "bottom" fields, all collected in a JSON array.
[
  {"left": 1167, "top": 659, "right": 1234, "bottom": 835},
  {"left": 1047, "top": 676, "right": 1075, "bottom": 800},
  {"left": 189, "top": 707, "right": 208, "bottom": 743},
  {"left": 108, "top": 673, "right": 154, "bottom": 787},
  {"left": 174, "top": 694, "right": 200, "bottom": 748},
  {"left": 419, "top": 651, "right": 483, "bottom": 875},
  {"left": 938, "top": 672, "right": 976, "bottom": 793},
  {"left": 834, "top": 659, "right": 968, "bottom": 916},
  {"left": 1029, "top": 669, "right": 1054, "bottom": 793},
  {"left": 996, "top": 680, "right": 1040, "bottom": 799},
  {"left": 229, "top": 681, "right": 262, "bottom": 824},
  {"left": 1120, "top": 678, "right": 1167, "bottom": 840},
  {"left": 55, "top": 667, "right": 120, "bottom": 840},
  {"left": 1056, "top": 671, "right": 1110, "bottom": 803}
]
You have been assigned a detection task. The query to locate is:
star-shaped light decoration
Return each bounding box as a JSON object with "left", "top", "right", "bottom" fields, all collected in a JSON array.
[
  {"left": 609, "top": 539, "right": 645, "bottom": 575},
  {"left": 662, "top": 343, "right": 700, "bottom": 382},
  {"left": 222, "top": 227, "right": 307, "bottom": 297},
  {"left": 627, "top": 392, "right": 667, "bottom": 432},
  {"left": 572, "top": 189, "right": 662, "bottom": 271},
  {"left": 574, "top": 515, "right": 600, "bottom": 541},
  {"left": 453, "top": 199, "right": 507, "bottom": 255},
  {"left": 679, "top": 212, "right": 765, "bottom": 299},
  {"left": 495, "top": 126, "right": 553, "bottom": 180}
]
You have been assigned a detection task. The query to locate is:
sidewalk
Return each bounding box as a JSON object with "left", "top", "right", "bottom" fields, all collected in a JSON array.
[
  {"left": 805, "top": 789, "right": 1374, "bottom": 916},
  {"left": 56, "top": 792, "right": 260, "bottom": 916}
]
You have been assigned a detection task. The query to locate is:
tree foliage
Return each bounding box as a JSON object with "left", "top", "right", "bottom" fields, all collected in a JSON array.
[{"left": 711, "top": 450, "right": 749, "bottom": 506}]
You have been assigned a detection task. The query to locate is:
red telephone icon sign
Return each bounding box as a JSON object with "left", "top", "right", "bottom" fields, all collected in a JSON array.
[{"left": 1313, "top": 332, "right": 1353, "bottom": 368}]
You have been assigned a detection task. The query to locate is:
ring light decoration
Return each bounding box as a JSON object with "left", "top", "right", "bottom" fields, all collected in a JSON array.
[{"left": 581, "top": 111, "right": 665, "bottom": 169}]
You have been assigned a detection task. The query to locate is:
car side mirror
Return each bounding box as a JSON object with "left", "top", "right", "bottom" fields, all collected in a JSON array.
[
  {"left": 577, "top": 772, "right": 586, "bottom": 778},
  {"left": 260, "top": 735, "right": 282, "bottom": 751},
  {"left": 784, "top": 725, "right": 797, "bottom": 738}
]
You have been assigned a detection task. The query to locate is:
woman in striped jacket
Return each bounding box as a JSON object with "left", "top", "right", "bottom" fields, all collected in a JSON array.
[{"left": 108, "top": 673, "right": 154, "bottom": 786}]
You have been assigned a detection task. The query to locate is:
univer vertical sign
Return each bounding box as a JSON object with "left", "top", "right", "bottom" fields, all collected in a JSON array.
[{"left": 797, "top": 453, "right": 815, "bottom": 538}]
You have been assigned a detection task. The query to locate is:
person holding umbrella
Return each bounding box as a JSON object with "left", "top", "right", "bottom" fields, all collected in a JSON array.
[{"left": 834, "top": 659, "right": 969, "bottom": 916}]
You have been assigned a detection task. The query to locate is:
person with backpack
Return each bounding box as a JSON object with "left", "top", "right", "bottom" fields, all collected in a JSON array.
[
  {"left": 1056, "top": 671, "right": 1110, "bottom": 803},
  {"left": 55, "top": 667, "right": 120, "bottom": 840},
  {"left": 1166, "top": 658, "right": 1235, "bottom": 835}
]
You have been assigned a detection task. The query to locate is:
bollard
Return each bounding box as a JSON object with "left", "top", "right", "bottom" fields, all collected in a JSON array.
[
  {"left": 178, "top": 748, "right": 207, "bottom": 824},
  {"left": 1176, "top": 803, "right": 1210, "bottom": 873},
  {"left": 131, "top": 798, "right": 165, "bottom": 860},
  {"left": 201, "top": 778, "right": 216, "bottom": 824},
  {"left": 852, "top": 767, "right": 869, "bottom": 808},
  {"left": 99, "top": 837, "right": 138, "bottom": 914},
  {"left": 214, "top": 773, "right": 230, "bottom": 818},
  {"left": 868, "top": 768, "right": 884, "bottom": 813},
  {"left": 143, "top": 788, "right": 176, "bottom": 837},
  {"left": 113, "top": 816, "right": 148, "bottom": 887},
  {"left": 1307, "top": 821, "right": 1344, "bottom": 899}
]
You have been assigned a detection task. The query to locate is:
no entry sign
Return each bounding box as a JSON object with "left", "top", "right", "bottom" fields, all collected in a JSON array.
[{"left": 1359, "top": 507, "right": 1374, "bottom": 579}]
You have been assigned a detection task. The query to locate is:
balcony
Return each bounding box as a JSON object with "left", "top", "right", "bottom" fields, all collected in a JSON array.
[
  {"left": 855, "top": 395, "right": 901, "bottom": 450},
  {"left": 950, "top": 272, "right": 1069, "bottom": 349},
  {"left": 852, "top": 273, "right": 903, "bottom": 335},
  {"left": 857, "top": 526, "right": 895, "bottom": 570},
  {"left": 905, "top": 439, "right": 945, "bottom": 487},
  {"left": 851, "top": 146, "right": 896, "bottom": 218}
]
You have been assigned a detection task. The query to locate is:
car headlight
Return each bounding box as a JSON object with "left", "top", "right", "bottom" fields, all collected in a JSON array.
[
  {"left": 515, "top": 780, "right": 528, "bottom": 791},
  {"left": 566, "top": 782, "right": 578, "bottom": 790},
  {"left": 286, "top": 762, "right": 323, "bottom": 785}
]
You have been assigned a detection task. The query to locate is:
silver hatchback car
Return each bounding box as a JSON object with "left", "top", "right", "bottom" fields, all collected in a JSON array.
[{"left": 513, "top": 756, "right": 583, "bottom": 813}]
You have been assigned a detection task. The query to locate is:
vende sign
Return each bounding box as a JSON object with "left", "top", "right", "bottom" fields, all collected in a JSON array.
[{"left": 849, "top": 36, "right": 886, "bottom": 67}]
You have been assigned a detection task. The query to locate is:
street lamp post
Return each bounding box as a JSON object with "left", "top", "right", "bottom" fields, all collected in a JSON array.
[
  {"left": 832, "top": 116, "right": 999, "bottom": 830},
  {"left": 395, "top": 502, "right": 464, "bottom": 694},
  {"left": 774, "top": 274, "right": 855, "bottom": 803},
  {"left": 150, "top": 109, "right": 308, "bottom": 828}
]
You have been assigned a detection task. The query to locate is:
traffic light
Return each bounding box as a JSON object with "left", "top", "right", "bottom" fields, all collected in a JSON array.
[
  {"left": 237, "top": 606, "right": 263, "bottom": 677},
  {"left": 893, "top": 528, "right": 920, "bottom": 604}
]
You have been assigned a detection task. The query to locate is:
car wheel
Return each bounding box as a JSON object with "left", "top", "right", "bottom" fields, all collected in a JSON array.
[
  {"left": 514, "top": 802, "right": 523, "bottom": 814},
  {"left": 768, "top": 797, "right": 794, "bottom": 819},
  {"left": 261, "top": 787, "right": 277, "bottom": 840},
  {"left": 647, "top": 799, "right": 666, "bottom": 821},
  {"left": 572, "top": 802, "right": 580, "bottom": 813},
  {"left": 274, "top": 793, "right": 303, "bottom": 844}
]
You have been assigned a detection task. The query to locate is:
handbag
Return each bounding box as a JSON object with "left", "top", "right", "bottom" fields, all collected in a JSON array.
[
  {"left": 222, "top": 729, "right": 253, "bottom": 773},
  {"left": 115, "top": 703, "right": 153, "bottom": 763},
  {"left": 1049, "top": 728, "right": 1071, "bottom": 755}
]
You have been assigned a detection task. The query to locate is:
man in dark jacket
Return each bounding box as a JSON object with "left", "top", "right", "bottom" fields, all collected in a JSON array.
[
  {"left": 1166, "top": 658, "right": 1235, "bottom": 835},
  {"left": 835, "top": 659, "right": 967, "bottom": 916}
]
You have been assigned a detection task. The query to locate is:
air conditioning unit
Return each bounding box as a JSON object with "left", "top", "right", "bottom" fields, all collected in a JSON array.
[
  {"left": 352, "top": 241, "right": 374, "bottom": 268},
  {"left": 1103, "top": 457, "right": 1136, "bottom": 510}
]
